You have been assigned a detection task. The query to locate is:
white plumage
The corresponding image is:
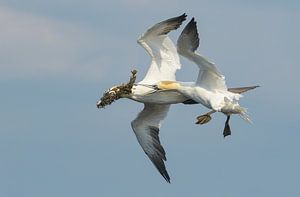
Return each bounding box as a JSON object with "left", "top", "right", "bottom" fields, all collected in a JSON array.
[
  {"left": 97, "top": 14, "right": 258, "bottom": 183},
  {"left": 157, "top": 18, "right": 258, "bottom": 137},
  {"left": 177, "top": 18, "right": 250, "bottom": 118},
  {"left": 98, "top": 14, "right": 189, "bottom": 183}
]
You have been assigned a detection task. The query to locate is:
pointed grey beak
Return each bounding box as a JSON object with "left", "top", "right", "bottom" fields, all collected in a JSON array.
[{"left": 96, "top": 100, "right": 102, "bottom": 108}]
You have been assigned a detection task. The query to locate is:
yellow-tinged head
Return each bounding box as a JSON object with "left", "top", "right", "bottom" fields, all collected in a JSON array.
[{"left": 158, "top": 81, "right": 181, "bottom": 90}]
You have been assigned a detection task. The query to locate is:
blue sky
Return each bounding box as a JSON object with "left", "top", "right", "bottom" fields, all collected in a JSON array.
[{"left": 0, "top": 0, "right": 299, "bottom": 196}]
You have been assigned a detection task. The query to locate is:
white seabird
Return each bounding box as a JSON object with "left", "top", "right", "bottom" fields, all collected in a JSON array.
[
  {"left": 156, "top": 18, "right": 259, "bottom": 137},
  {"left": 97, "top": 14, "right": 190, "bottom": 183},
  {"left": 97, "top": 15, "right": 258, "bottom": 183}
]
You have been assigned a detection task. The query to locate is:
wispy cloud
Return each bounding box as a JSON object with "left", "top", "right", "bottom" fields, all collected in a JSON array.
[{"left": 0, "top": 6, "right": 106, "bottom": 80}]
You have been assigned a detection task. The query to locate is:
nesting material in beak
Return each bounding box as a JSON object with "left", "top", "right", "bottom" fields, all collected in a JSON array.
[{"left": 97, "top": 70, "right": 137, "bottom": 108}]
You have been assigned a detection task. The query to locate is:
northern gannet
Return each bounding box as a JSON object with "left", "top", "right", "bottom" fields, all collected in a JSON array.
[
  {"left": 157, "top": 18, "right": 259, "bottom": 137},
  {"left": 97, "top": 14, "right": 191, "bottom": 183}
]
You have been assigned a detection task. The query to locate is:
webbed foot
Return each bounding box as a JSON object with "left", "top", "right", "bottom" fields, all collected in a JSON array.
[
  {"left": 196, "top": 114, "right": 212, "bottom": 125},
  {"left": 223, "top": 115, "right": 231, "bottom": 137}
]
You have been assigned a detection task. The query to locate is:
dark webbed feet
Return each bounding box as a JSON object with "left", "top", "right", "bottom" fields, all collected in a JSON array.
[
  {"left": 196, "top": 111, "right": 232, "bottom": 138},
  {"left": 195, "top": 111, "right": 215, "bottom": 125},
  {"left": 223, "top": 115, "right": 231, "bottom": 137},
  {"left": 196, "top": 114, "right": 212, "bottom": 124}
]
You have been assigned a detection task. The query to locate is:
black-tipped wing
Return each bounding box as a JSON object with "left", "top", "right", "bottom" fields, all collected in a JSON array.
[
  {"left": 131, "top": 104, "right": 171, "bottom": 182},
  {"left": 138, "top": 14, "right": 187, "bottom": 84},
  {"left": 177, "top": 18, "right": 227, "bottom": 91},
  {"left": 142, "top": 13, "right": 187, "bottom": 37},
  {"left": 177, "top": 17, "right": 199, "bottom": 54}
]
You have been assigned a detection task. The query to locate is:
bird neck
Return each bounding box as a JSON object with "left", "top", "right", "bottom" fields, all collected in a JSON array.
[{"left": 158, "top": 81, "right": 181, "bottom": 90}]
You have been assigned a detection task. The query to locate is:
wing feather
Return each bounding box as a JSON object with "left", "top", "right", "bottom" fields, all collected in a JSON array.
[
  {"left": 138, "top": 14, "right": 187, "bottom": 84},
  {"left": 228, "top": 85, "right": 260, "bottom": 94},
  {"left": 131, "top": 104, "right": 171, "bottom": 182},
  {"left": 177, "top": 18, "right": 227, "bottom": 91}
]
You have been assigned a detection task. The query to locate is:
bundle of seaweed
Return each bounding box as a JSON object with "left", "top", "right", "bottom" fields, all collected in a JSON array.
[{"left": 97, "top": 70, "right": 137, "bottom": 108}]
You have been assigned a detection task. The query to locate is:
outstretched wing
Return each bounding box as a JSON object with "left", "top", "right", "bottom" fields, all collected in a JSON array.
[
  {"left": 131, "top": 104, "right": 171, "bottom": 182},
  {"left": 228, "top": 85, "right": 260, "bottom": 94},
  {"left": 138, "top": 14, "right": 187, "bottom": 84},
  {"left": 177, "top": 18, "right": 227, "bottom": 91}
]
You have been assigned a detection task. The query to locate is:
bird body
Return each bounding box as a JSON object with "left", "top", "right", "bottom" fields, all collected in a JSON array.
[
  {"left": 98, "top": 14, "right": 188, "bottom": 183},
  {"left": 159, "top": 81, "right": 243, "bottom": 114},
  {"left": 170, "top": 18, "right": 255, "bottom": 124},
  {"left": 97, "top": 14, "right": 258, "bottom": 182},
  {"left": 122, "top": 83, "right": 188, "bottom": 104}
]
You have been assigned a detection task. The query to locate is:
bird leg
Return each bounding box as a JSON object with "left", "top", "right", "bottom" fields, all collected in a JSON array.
[
  {"left": 195, "top": 110, "right": 215, "bottom": 125},
  {"left": 223, "top": 115, "right": 231, "bottom": 138}
]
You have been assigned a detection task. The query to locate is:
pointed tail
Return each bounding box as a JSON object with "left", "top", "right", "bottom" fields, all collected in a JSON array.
[{"left": 236, "top": 106, "right": 252, "bottom": 123}]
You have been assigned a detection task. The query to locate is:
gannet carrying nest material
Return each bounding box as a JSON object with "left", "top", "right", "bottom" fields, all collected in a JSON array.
[
  {"left": 97, "top": 14, "right": 191, "bottom": 183},
  {"left": 97, "top": 14, "right": 259, "bottom": 183},
  {"left": 156, "top": 18, "right": 259, "bottom": 137}
]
